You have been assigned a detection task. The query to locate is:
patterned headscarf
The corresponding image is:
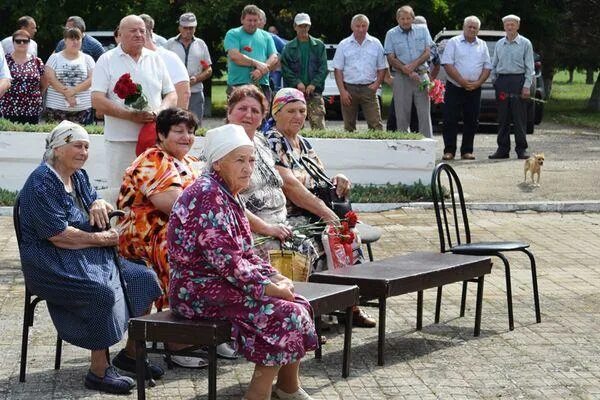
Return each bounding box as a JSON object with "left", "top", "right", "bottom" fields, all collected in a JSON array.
[
  {"left": 43, "top": 120, "right": 90, "bottom": 162},
  {"left": 204, "top": 124, "right": 254, "bottom": 168},
  {"left": 271, "top": 87, "right": 306, "bottom": 116}
]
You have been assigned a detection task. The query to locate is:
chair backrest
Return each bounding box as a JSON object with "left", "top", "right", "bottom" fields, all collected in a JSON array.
[
  {"left": 430, "top": 163, "right": 471, "bottom": 252},
  {"left": 13, "top": 192, "right": 22, "bottom": 246}
]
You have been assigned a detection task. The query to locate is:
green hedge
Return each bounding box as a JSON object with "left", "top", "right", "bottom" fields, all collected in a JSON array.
[
  {"left": 1, "top": 182, "right": 432, "bottom": 207},
  {"left": 0, "top": 118, "right": 422, "bottom": 140},
  {"left": 350, "top": 181, "right": 432, "bottom": 203}
]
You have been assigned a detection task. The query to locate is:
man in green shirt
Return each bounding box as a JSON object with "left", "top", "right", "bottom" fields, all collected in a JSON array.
[
  {"left": 281, "top": 13, "right": 328, "bottom": 129},
  {"left": 224, "top": 4, "right": 278, "bottom": 101}
]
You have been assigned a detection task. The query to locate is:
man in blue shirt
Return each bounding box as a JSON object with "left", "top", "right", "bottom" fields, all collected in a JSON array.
[
  {"left": 384, "top": 6, "right": 434, "bottom": 137},
  {"left": 55, "top": 16, "right": 105, "bottom": 61},
  {"left": 489, "top": 14, "right": 535, "bottom": 160},
  {"left": 441, "top": 16, "right": 491, "bottom": 160}
]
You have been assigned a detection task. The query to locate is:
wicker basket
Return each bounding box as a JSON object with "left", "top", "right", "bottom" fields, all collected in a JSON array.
[{"left": 268, "top": 249, "right": 310, "bottom": 282}]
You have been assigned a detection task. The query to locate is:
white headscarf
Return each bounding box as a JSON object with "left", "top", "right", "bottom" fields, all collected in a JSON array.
[
  {"left": 204, "top": 124, "right": 254, "bottom": 168},
  {"left": 43, "top": 120, "right": 90, "bottom": 162}
]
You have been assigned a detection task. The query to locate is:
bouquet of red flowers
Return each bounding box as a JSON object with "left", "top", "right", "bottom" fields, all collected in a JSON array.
[
  {"left": 418, "top": 75, "right": 445, "bottom": 104},
  {"left": 113, "top": 73, "right": 149, "bottom": 110},
  {"left": 322, "top": 211, "right": 363, "bottom": 269}
]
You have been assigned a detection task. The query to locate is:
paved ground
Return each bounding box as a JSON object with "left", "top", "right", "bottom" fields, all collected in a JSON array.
[{"left": 1, "top": 207, "right": 600, "bottom": 399}]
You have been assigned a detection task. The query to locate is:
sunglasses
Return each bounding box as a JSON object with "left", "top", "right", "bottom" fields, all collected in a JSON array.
[{"left": 14, "top": 39, "right": 30, "bottom": 45}]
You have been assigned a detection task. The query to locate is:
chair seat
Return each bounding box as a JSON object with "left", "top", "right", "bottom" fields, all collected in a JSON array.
[
  {"left": 356, "top": 223, "right": 382, "bottom": 244},
  {"left": 451, "top": 241, "right": 530, "bottom": 255}
]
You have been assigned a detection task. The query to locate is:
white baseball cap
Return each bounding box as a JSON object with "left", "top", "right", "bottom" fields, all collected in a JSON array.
[
  {"left": 179, "top": 12, "right": 197, "bottom": 27},
  {"left": 502, "top": 14, "right": 520, "bottom": 23},
  {"left": 294, "top": 13, "right": 311, "bottom": 26}
]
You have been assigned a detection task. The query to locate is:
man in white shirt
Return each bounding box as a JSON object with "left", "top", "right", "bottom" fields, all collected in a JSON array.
[
  {"left": 140, "top": 14, "right": 190, "bottom": 109},
  {"left": 333, "top": 14, "right": 387, "bottom": 132},
  {"left": 0, "top": 46, "right": 11, "bottom": 98},
  {"left": 91, "top": 15, "right": 176, "bottom": 201},
  {"left": 164, "top": 12, "right": 212, "bottom": 124},
  {"left": 1, "top": 16, "right": 38, "bottom": 56},
  {"left": 440, "top": 15, "right": 491, "bottom": 160}
]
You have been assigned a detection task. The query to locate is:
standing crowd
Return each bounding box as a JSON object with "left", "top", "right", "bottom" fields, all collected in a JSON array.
[{"left": 9, "top": 4, "right": 535, "bottom": 399}]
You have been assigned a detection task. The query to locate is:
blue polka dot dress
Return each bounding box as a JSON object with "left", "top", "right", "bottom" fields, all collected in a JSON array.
[{"left": 18, "top": 164, "right": 162, "bottom": 350}]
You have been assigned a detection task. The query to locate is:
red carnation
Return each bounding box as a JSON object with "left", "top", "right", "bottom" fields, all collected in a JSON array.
[
  {"left": 498, "top": 91, "right": 507, "bottom": 101},
  {"left": 242, "top": 45, "right": 253, "bottom": 52},
  {"left": 113, "top": 73, "right": 139, "bottom": 100},
  {"left": 344, "top": 211, "right": 359, "bottom": 228},
  {"left": 200, "top": 60, "right": 209, "bottom": 69}
]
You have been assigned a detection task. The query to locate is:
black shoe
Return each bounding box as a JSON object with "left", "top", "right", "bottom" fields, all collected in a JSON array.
[
  {"left": 85, "top": 366, "right": 135, "bottom": 394},
  {"left": 517, "top": 152, "right": 530, "bottom": 159},
  {"left": 112, "top": 349, "right": 164, "bottom": 380},
  {"left": 488, "top": 151, "right": 509, "bottom": 159}
]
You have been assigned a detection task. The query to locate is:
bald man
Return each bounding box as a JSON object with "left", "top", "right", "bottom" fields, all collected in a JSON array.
[{"left": 91, "top": 15, "right": 176, "bottom": 201}]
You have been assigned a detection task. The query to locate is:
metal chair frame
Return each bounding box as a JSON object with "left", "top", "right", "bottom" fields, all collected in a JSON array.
[
  {"left": 431, "top": 162, "right": 541, "bottom": 330},
  {"left": 13, "top": 194, "right": 63, "bottom": 382}
]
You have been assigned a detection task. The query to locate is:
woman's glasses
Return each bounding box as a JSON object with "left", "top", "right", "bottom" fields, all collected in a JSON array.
[{"left": 13, "top": 39, "right": 30, "bottom": 45}]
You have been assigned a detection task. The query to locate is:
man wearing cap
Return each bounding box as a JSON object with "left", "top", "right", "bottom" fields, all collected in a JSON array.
[
  {"left": 165, "top": 12, "right": 212, "bottom": 124},
  {"left": 281, "top": 13, "right": 328, "bottom": 129},
  {"left": 224, "top": 4, "right": 278, "bottom": 101},
  {"left": 385, "top": 5, "right": 435, "bottom": 138},
  {"left": 91, "top": 15, "right": 176, "bottom": 202},
  {"left": 54, "top": 16, "right": 105, "bottom": 61},
  {"left": 489, "top": 14, "right": 534, "bottom": 160},
  {"left": 333, "top": 14, "right": 387, "bottom": 132},
  {"left": 440, "top": 15, "right": 491, "bottom": 161}
]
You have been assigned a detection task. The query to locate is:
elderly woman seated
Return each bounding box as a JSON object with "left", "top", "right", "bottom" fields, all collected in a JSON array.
[
  {"left": 225, "top": 85, "right": 328, "bottom": 263},
  {"left": 168, "top": 124, "right": 318, "bottom": 400},
  {"left": 17, "top": 121, "right": 162, "bottom": 394},
  {"left": 116, "top": 107, "right": 236, "bottom": 367},
  {"left": 264, "top": 88, "right": 376, "bottom": 328}
]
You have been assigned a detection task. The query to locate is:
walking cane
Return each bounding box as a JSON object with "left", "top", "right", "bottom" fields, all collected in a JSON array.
[{"left": 106, "top": 210, "right": 157, "bottom": 388}]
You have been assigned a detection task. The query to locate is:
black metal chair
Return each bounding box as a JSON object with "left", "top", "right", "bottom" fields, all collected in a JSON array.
[
  {"left": 355, "top": 222, "right": 382, "bottom": 262},
  {"left": 13, "top": 194, "right": 63, "bottom": 382},
  {"left": 431, "top": 163, "right": 541, "bottom": 330}
]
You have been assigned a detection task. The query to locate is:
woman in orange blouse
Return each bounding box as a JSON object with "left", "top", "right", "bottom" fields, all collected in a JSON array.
[{"left": 117, "top": 107, "right": 200, "bottom": 309}]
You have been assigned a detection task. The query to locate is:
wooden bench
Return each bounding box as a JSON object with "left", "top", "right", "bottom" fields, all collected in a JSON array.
[
  {"left": 309, "top": 251, "right": 492, "bottom": 366},
  {"left": 129, "top": 282, "right": 359, "bottom": 400}
]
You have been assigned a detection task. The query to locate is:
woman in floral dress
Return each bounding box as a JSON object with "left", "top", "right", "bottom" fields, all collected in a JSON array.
[
  {"left": 0, "top": 30, "right": 46, "bottom": 123},
  {"left": 168, "top": 124, "right": 318, "bottom": 400}
]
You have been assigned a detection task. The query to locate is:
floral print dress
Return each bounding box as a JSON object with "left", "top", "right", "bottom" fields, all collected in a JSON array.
[
  {"left": 168, "top": 171, "right": 318, "bottom": 366},
  {"left": 117, "top": 146, "right": 200, "bottom": 309},
  {"left": 0, "top": 54, "right": 44, "bottom": 119}
]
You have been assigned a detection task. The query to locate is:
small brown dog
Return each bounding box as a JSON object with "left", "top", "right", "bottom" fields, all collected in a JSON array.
[{"left": 523, "top": 153, "right": 545, "bottom": 185}]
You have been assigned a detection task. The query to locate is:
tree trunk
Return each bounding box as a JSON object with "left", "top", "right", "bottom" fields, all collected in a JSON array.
[
  {"left": 567, "top": 67, "right": 574, "bottom": 84},
  {"left": 587, "top": 73, "right": 600, "bottom": 111},
  {"left": 586, "top": 68, "right": 595, "bottom": 84}
]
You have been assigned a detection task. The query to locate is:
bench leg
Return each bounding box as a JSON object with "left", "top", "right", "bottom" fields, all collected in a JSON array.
[
  {"left": 377, "top": 296, "right": 386, "bottom": 366},
  {"left": 474, "top": 275, "right": 485, "bottom": 337},
  {"left": 135, "top": 340, "right": 146, "bottom": 400},
  {"left": 314, "top": 316, "right": 322, "bottom": 360},
  {"left": 460, "top": 281, "right": 468, "bottom": 317},
  {"left": 208, "top": 345, "right": 217, "bottom": 400},
  {"left": 497, "top": 253, "right": 514, "bottom": 331},
  {"left": 416, "top": 290, "right": 423, "bottom": 330},
  {"left": 523, "top": 249, "right": 541, "bottom": 323},
  {"left": 434, "top": 286, "right": 442, "bottom": 323},
  {"left": 342, "top": 306, "right": 353, "bottom": 378}
]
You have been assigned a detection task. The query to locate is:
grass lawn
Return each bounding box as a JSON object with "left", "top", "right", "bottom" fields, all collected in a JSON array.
[{"left": 545, "top": 70, "right": 600, "bottom": 129}]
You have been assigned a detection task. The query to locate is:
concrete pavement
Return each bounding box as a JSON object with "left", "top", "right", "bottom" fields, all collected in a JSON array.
[{"left": 1, "top": 208, "right": 600, "bottom": 399}]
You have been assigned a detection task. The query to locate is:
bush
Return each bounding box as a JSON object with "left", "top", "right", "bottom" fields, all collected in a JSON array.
[
  {"left": 0, "top": 118, "right": 422, "bottom": 140},
  {"left": 0, "top": 188, "right": 18, "bottom": 207},
  {"left": 350, "top": 181, "right": 432, "bottom": 203}
]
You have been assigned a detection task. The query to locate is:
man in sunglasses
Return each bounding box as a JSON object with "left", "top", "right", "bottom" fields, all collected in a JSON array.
[{"left": 1, "top": 16, "right": 38, "bottom": 56}]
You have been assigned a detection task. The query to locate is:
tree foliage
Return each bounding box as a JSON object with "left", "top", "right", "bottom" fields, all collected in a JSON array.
[{"left": 0, "top": 0, "right": 596, "bottom": 106}]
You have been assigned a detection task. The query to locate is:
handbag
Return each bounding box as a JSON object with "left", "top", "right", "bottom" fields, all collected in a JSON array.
[{"left": 296, "top": 154, "right": 352, "bottom": 219}]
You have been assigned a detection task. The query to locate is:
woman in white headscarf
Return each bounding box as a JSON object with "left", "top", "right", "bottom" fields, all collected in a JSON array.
[
  {"left": 17, "top": 120, "right": 162, "bottom": 394},
  {"left": 168, "top": 124, "right": 318, "bottom": 400}
]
